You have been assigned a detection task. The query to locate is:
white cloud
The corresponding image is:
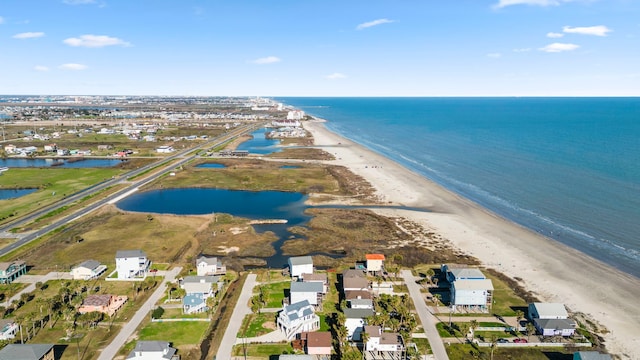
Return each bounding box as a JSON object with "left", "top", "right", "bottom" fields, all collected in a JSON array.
[
  {"left": 547, "top": 32, "right": 564, "bottom": 38},
  {"left": 513, "top": 48, "right": 532, "bottom": 52},
  {"left": 539, "top": 42, "right": 580, "bottom": 52},
  {"left": 494, "top": 0, "right": 559, "bottom": 9},
  {"left": 59, "top": 63, "right": 88, "bottom": 70},
  {"left": 0, "top": 16, "right": 4, "bottom": 24},
  {"left": 63, "top": 0, "right": 96, "bottom": 4},
  {"left": 356, "top": 18, "right": 394, "bottom": 30},
  {"left": 487, "top": 53, "right": 502, "bottom": 58},
  {"left": 249, "top": 56, "right": 281, "bottom": 64},
  {"left": 325, "top": 73, "right": 346, "bottom": 80},
  {"left": 563, "top": 25, "right": 612, "bottom": 36},
  {"left": 34, "top": 65, "right": 49, "bottom": 72},
  {"left": 63, "top": 34, "right": 131, "bottom": 48},
  {"left": 13, "top": 32, "right": 45, "bottom": 39}
]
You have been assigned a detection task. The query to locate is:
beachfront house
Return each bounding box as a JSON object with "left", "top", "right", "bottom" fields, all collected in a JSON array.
[
  {"left": 277, "top": 300, "right": 320, "bottom": 340},
  {"left": 363, "top": 326, "right": 405, "bottom": 360},
  {"left": 529, "top": 303, "right": 577, "bottom": 337},
  {"left": 0, "top": 260, "right": 27, "bottom": 284},
  {"left": 288, "top": 256, "right": 313, "bottom": 278},
  {"left": 344, "top": 308, "right": 374, "bottom": 341},
  {"left": 196, "top": 255, "right": 226, "bottom": 276},
  {"left": 0, "top": 320, "right": 18, "bottom": 341},
  {"left": 442, "top": 265, "right": 493, "bottom": 312},
  {"left": 70, "top": 260, "right": 107, "bottom": 280},
  {"left": 126, "top": 341, "right": 179, "bottom": 360},
  {"left": 78, "top": 294, "right": 128, "bottom": 316},
  {"left": 290, "top": 281, "right": 324, "bottom": 306},
  {"left": 0, "top": 344, "right": 55, "bottom": 360},
  {"left": 528, "top": 302, "right": 569, "bottom": 319},
  {"left": 115, "top": 250, "right": 150, "bottom": 280},
  {"left": 365, "top": 254, "right": 385, "bottom": 274}
]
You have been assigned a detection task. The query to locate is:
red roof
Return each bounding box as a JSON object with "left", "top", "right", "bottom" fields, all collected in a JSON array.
[{"left": 366, "top": 254, "right": 385, "bottom": 260}]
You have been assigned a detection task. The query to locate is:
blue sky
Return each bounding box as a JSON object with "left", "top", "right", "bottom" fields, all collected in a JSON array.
[{"left": 0, "top": 0, "right": 638, "bottom": 96}]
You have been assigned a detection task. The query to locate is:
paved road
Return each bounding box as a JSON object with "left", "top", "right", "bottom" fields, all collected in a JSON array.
[
  {"left": 402, "top": 270, "right": 449, "bottom": 360},
  {"left": 96, "top": 267, "right": 182, "bottom": 360},
  {"left": 1, "top": 272, "right": 72, "bottom": 307},
  {"left": 216, "top": 273, "right": 257, "bottom": 360}
]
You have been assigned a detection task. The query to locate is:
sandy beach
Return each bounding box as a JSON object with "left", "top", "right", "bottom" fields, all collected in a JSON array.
[{"left": 303, "top": 118, "right": 640, "bottom": 358}]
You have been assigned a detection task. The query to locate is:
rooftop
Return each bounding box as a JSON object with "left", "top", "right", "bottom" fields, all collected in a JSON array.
[
  {"left": 289, "top": 256, "right": 313, "bottom": 266},
  {"left": 116, "top": 249, "right": 147, "bottom": 259}
]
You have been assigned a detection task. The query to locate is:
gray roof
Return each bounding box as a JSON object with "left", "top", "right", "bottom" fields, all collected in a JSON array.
[
  {"left": 116, "top": 250, "right": 147, "bottom": 259},
  {"left": 0, "top": 344, "right": 54, "bottom": 360},
  {"left": 283, "top": 300, "right": 315, "bottom": 322},
  {"left": 290, "top": 281, "right": 323, "bottom": 293},
  {"left": 530, "top": 303, "right": 568, "bottom": 319},
  {"left": 289, "top": 256, "right": 313, "bottom": 266},
  {"left": 343, "top": 276, "right": 369, "bottom": 290},
  {"left": 453, "top": 279, "right": 494, "bottom": 291},
  {"left": 449, "top": 268, "right": 485, "bottom": 280},
  {"left": 574, "top": 352, "right": 613, "bottom": 360},
  {"left": 75, "top": 259, "right": 101, "bottom": 271},
  {"left": 343, "top": 308, "right": 374, "bottom": 319},
  {"left": 349, "top": 298, "right": 373, "bottom": 307},
  {"left": 127, "top": 341, "right": 176, "bottom": 360},
  {"left": 197, "top": 256, "right": 220, "bottom": 266},
  {"left": 183, "top": 275, "right": 219, "bottom": 284},
  {"left": 534, "top": 318, "right": 577, "bottom": 330},
  {"left": 343, "top": 269, "right": 366, "bottom": 278}
]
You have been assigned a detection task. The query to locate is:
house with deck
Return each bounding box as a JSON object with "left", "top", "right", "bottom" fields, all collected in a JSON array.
[
  {"left": 288, "top": 256, "right": 313, "bottom": 278},
  {"left": 528, "top": 303, "right": 577, "bottom": 337},
  {"left": 342, "top": 269, "right": 369, "bottom": 292},
  {"left": 442, "top": 265, "right": 493, "bottom": 312},
  {"left": 115, "top": 250, "right": 150, "bottom": 280},
  {"left": 195, "top": 256, "right": 226, "bottom": 276},
  {"left": 277, "top": 300, "right": 320, "bottom": 340},
  {"left": 0, "top": 320, "right": 18, "bottom": 340},
  {"left": 78, "top": 294, "right": 128, "bottom": 316},
  {"left": 0, "top": 344, "right": 55, "bottom": 360},
  {"left": 0, "top": 260, "right": 27, "bottom": 284},
  {"left": 301, "top": 273, "right": 328, "bottom": 294},
  {"left": 365, "top": 254, "right": 385, "bottom": 274},
  {"left": 70, "top": 260, "right": 107, "bottom": 280},
  {"left": 344, "top": 308, "right": 374, "bottom": 341},
  {"left": 363, "top": 325, "right": 405, "bottom": 360},
  {"left": 290, "top": 281, "right": 324, "bottom": 306},
  {"left": 126, "top": 341, "right": 179, "bottom": 360}
]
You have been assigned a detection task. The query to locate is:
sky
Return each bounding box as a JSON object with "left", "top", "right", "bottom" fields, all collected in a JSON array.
[{"left": 0, "top": 0, "right": 639, "bottom": 96}]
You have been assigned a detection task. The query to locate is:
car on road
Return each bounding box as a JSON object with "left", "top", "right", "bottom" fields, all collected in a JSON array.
[
  {"left": 514, "top": 338, "right": 528, "bottom": 343},
  {"left": 497, "top": 338, "right": 510, "bottom": 343}
]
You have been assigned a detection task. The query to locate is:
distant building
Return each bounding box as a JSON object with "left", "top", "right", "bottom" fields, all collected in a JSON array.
[
  {"left": 528, "top": 303, "right": 577, "bottom": 337},
  {"left": 0, "top": 260, "right": 27, "bottom": 284},
  {"left": 78, "top": 294, "right": 127, "bottom": 316},
  {"left": 195, "top": 256, "right": 226, "bottom": 276},
  {"left": 0, "top": 344, "right": 55, "bottom": 360},
  {"left": 156, "top": 145, "right": 175, "bottom": 153},
  {"left": 0, "top": 319, "right": 18, "bottom": 341},
  {"left": 126, "top": 341, "right": 179, "bottom": 360},
  {"left": 70, "top": 260, "right": 107, "bottom": 280},
  {"left": 115, "top": 250, "right": 150, "bottom": 280}
]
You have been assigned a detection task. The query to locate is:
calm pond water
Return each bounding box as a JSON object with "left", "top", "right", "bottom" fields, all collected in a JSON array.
[
  {"left": 195, "top": 163, "right": 226, "bottom": 168},
  {"left": 235, "top": 128, "right": 281, "bottom": 155},
  {"left": 116, "top": 188, "right": 315, "bottom": 267},
  {"left": 0, "top": 188, "right": 38, "bottom": 200},
  {"left": 280, "top": 165, "right": 300, "bottom": 169},
  {"left": 0, "top": 158, "right": 124, "bottom": 168}
]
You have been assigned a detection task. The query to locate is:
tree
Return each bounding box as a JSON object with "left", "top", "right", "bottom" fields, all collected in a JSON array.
[
  {"left": 489, "top": 335, "right": 498, "bottom": 360},
  {"left": 433, "top": 293, "right": 441, "bottom": 307},
  {"left": 469, "top": 320, "right": 478, "bottom": 341},
  {"left": 459, "top": 322, "right": 471, "bottom": 342},
  {"left": 515, "top": 310, "right": 525, "bottom": 332},
  {"left": 526, "top": 322, "right": 536, "bottom": 342},
  {"left": 15, "top": 315, "right": 24, "bottom": 344},
  {"left": 425, "top": 268, "right": 435, "bottom": 285}
]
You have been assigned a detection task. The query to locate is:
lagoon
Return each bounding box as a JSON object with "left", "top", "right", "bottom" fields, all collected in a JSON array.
[
  {"left": 235, "top": 128, "right": 281, "bottom": 155},
  {"left": 0, "top": 188, "right": 38, "bottom": 200},
  {"left": 195, "top": 163, "right": 226, "bottom": 169}
]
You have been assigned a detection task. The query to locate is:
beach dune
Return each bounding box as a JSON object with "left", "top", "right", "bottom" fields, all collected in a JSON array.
[{"left": 304, "top": 118, "right": 640, "bottom": 358}]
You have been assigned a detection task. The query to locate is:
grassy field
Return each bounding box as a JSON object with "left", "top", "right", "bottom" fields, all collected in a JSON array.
[
  {"left": 485, "top": 271, "right": 528, "bottom": 316},
  {"left": 445, "top": 344, "right": 575, "bottom": 360},
  {"left": 138, "top": 321, "right": 210, "bottom": 347},
  {"left": 239, "top": 312, "right": 277, "bottom": 338},
  {"left": 231, "top": 343, "right": 295, "bottom": 358},
  {"left": 260, "top": 281, "right": 290, "bottom": 308}
]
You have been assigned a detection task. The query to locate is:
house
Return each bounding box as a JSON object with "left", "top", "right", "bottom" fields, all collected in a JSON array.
[
  {"left": 573, "top": 351, "right": 613, "bottom": 360},
  {"left": 441, "top": 265, "right": 486, "bottom": 283},
  {"left": 156, "top": 145, "right": 175, "bottom": 153},
  {"left": 300, "top": 331, "right": 332, "bottom": 356},
  {"left": 365, "top": 254, "right": 385, "bottom": 274},
  {"left": 343, "top": 308, "right": 374, "bottom": 341},
  {"left": 97, "top": 145, "right": 113, "bottom": 151},
  {"left": 363, "top": 326, "right": 405, "bottom": 360},
  {"left": 181, "top": 276, "right": 220, "bottom": 298},
  {"left": 450, "top": 279, "right": 494, "bottom": 311},
  {"left": 195, "top": 256, "right": 226, "bottom": 276},
  {"left": 70, "top": 260, "right": 107, "bottom": 280},
  {"left": 290, "top": 281, "right": 323, "bottom": 306},
  {"left": 345, "top": 290, "right": 374, "bottom": 309},
  {"left": 371, "top": 282, "right": 394, "bottom": 296},
  {"left": 0, "top": 319, "right": 18, "bottom": 340},
  {"left": 78, "top": 294, "right": 128, "bottom": 316},
  {"left": 43, "top": 144, "right": 57, "bottom": 152},
  {"left": 0, "top": 260, "right": 27, "bottom": 284},
  {"left": 126, "top": 341, "right": 179, "bottom": 360},
  {"left": 277, "top": 300, "right": 320, "bottom": 340},
  {"left": 288, "top": 256, "right": 313, "bottom": 278},
  {"left": 342, "top": 269, "right": 369, "bottom": 292},
  {"left": 301, "top": 273, "right": 328, "bottom": 294},
  {"left": 115, "top": 250, "right": 150, "bottom": 280},
  {"left": 2, "top": 144, "right": 16, "bottom": 154},
  {"left": 0, "top": 344, "right": 55, "bottom": 360},
  {"left": 528, "top": 303, "right": 576, "bottom": 337},
  {"left": 348, "top": 298, "right": 374, "bottom": 310},
  {"left": 183, "top": 293, "right": 207, "bottom": 314}
]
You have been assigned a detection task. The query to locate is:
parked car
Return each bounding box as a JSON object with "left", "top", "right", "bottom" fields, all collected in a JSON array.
[
  {"left": 497, "top": 338, "right": 510, "bottom": 343},
  {"left": 514, "top": 338, "right": 528, "bottom": 343}
]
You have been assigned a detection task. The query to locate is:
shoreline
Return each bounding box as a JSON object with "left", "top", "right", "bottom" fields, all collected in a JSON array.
[{"left": 302, "top": 117, "right": 640, "bottom": 358}]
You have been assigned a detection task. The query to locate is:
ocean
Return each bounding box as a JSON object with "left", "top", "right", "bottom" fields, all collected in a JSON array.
[{"left": 278, "top": 97, "right": 640, "bottom": 278}]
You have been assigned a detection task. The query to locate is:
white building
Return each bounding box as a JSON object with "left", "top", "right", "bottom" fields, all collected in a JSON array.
[
  {"left": 344, "top": 308, "right": 374, "bottom": 341},
  {"left": 115, "top": 250, "right": 150, "bottom": 280},
  {"left": 528, "top": 303, "right": 569, "bottom": 319},
  {"left": 156, "top": 145, "right": 175, "bottom": 153},
  {"left": 365, "top": 254, "right": 385, "bottom": 273},
  {"left": 0, "top": 320, "right": 18, "bottom": 341},
  {"left": 451, "top": 279, "right": 494, "bottom": 311},
  {"left": 196, "top": 255, "right": 226, "bottom": 276},
  {"left": 277, "top": 300, "right": 320, "bottom": 340},
  {"left": 70, "top": 260, "right": 107, "bottom": 280},
  {"left": 181, "top": 275, "right": 220, "bottom": 298},
  {"left": 364, "top": 326, "right": 404, "bottom": 356},
  {"left": 286, "top": 110, "right": 305, "bottom": 120},
  {"left": 288, "top": 256, "right": 313, "bottom": 278},
  {"left": 290, "top": 281, "right": 323, "bottom": 306},
  {"left": 126, "top": 341, "right": 179, "bottom": 360},
  {"left": 529, "top": 302, "right": 576, "bottom": 337}
]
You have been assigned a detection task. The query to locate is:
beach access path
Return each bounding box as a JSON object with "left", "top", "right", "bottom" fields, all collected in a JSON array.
[
  {"left": 402, "top": 270, "right": 449, "bottom": 360},
  {"left": 216, "top": 273, "right": 257, "bottom": 360},
  {"left": 96, "top": 267, "right": 181, "bottom": 360}
]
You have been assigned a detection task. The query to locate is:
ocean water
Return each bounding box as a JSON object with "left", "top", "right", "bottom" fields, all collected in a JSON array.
[{"left": 278, "top": 97, "right": 640, "bottom": 278}]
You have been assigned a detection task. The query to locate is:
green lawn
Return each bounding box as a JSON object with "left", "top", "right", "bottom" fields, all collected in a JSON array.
[
  {"left": 138, "top": 321, "right": 210, "bottom": 346},
  {"left": 239, "top": 312, "right": 276, "bottom": 338},
  {"left": 412, "top": 337, "right": 431, "bottom": 355},
  {"left": 446, "top": 344, "right": 575, "bottom": 360},
  {"left": 485, "top": 273, "right": 528, "bottom": 316},
  {"left": 231, "top": 343, "right": 295, "bottom": 358},
  {"left": 260, "top": 281, "right": 289, "bottom": 308}
]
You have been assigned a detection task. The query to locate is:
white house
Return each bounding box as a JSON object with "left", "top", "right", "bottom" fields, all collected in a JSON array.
[
  {"left": 528, "top": 303, "right": 569, "bottom": 319},
  {"left": 115, "top": 250, "right": 150, "bottom": 280},
  {"left": 529, "top": 303, "right": 576, "bottom": 337},
  {"left": 196, "top": 256, "right": 226, "bottom": 276},
  {"left": 156, "top": 145, "right": 175, "bottom": 153},
  {"left": 70, "top": 260, "right": 107, "bottom": 280},
  {"left": 364, "top": 326, "right": 404, "bottom": 355},
  {"left": 276, "top": 300, "right": 320, "bottom": 340},
  {"left": 126, "top": 341, "right": 179, "bottom": 360},
  {"left": 181, "top": 276, "right": 220, "bottom": 298},
  {"left": 286, "top": 110, "right": 305, "bottom": 121},
  {"left": 365, "top": 254, "right": 385, "bottom": 273},
  {"left": 344, "top": 308, "right": 374, "bottom": 341},
  {"left": 301, "top": 273, "right": 328, "bottom": 294},
  {"left": 288, "top": 256, "right": 313, "bottom": 278},
  {"left": 0, "top": 320, "right": 18, "bottom": 340},
  {"left": 2, "top": 145, "right": 16, "bottom": 154},
  {"left": 290, "top": 281, "right": 323, "bottom": 306},
  {"left": 349, "top": 298, "right": 374, "bottom": 310},
  {"left": 451, "top": 279, "right": 494, "bottom": 311}
]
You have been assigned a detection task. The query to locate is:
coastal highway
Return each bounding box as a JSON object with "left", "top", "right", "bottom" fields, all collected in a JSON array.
[{"left": 0, "top": 122, "right": 262, "bottom": 257}]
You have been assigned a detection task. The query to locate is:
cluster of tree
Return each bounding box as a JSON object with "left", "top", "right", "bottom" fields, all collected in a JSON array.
[{"left": 367, "top": 294, "right": 417, "bottom": 343}]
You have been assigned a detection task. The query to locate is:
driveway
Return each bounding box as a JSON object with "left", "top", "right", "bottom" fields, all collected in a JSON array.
[
  {"left": 216, "top": 273, "right": 257, "bottom": 360},
  {"left": 402, "top": 270, "right": 449, "bottom": 360}
]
